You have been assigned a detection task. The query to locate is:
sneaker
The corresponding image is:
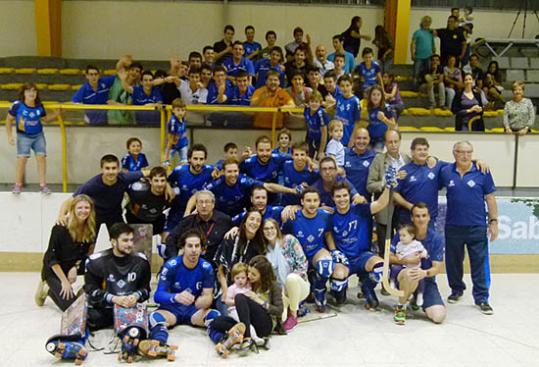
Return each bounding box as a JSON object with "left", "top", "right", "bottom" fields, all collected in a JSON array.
[
  {"left": 477, "top": 302, "right": 494, "bottom": 315},
  {"left": 447, "top": 291, "right": 463, "bottom": 304},
  {"left": 35, "top": 280, "right": 49, "bottom": 306},
  {"left": 394, "top": 305, "right": 407, "bottom": 325},
  {"left": 12, "top": 184, "right": 22, "bottom": 195},
  {"left": 40, "top": 185, "right": 51, "bottom": 195},
  {"left": 283, "top": 315, "right": 298, "bottom": 332}
]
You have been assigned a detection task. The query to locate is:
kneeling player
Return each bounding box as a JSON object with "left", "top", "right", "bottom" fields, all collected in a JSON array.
[{"left": 329, "top": 182, "right": 390, "bottom": 309}]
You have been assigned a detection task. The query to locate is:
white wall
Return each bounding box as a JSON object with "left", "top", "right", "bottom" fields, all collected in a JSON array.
[{"left": 0, "top": 0, "right": 36, "bottom": 57}]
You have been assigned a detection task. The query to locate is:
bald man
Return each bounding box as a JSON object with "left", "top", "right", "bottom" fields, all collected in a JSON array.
[{"left": 313, "top": 44, "right": 335, "bottom": 76}]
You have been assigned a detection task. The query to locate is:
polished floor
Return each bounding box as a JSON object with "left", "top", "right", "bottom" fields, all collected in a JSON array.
[{"left": 1, "top": 272, "right": 538, "bottom": 367}]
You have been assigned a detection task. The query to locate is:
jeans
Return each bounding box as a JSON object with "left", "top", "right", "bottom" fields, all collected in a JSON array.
[
  {"left": 425, "top": 75, "right": 446, "bottom": 107},
  {"left": 445, "top": 87, "right": 456, "bottom": 109},
  {"left": 413, "top": 58, "right": 431, "bottom": 89}
]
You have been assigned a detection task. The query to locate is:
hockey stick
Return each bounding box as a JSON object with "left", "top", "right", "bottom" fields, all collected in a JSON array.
[{"left": 381, "top": 188, "right": 404, "bottom": 297}]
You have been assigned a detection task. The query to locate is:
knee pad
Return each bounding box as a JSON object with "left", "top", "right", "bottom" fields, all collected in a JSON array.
[
  {"left": 330, "top": 278, "right": 349, "bottom": 293},
  {"left": 149, "top": 312, "right": 167, "bottom": 329},
  {"left": 203, "top": 309, "right": 221, "bottom": 327},
  {"left": 315, "top": 258, "right": 334, "bottom": 279},
  {"left": 331, "top": 249, "right": 349, "bottom": 266}
]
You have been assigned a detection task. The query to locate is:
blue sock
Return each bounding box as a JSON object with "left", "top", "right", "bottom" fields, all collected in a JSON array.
[
  {"left": 369, "top": 262, "right": 383, "bottom": 283},
  {"left": 207, "top": 324, "right": 225, "bottom": 345},
  {"left": 149, "top": 312, "right": 168, "bottom": 344}
]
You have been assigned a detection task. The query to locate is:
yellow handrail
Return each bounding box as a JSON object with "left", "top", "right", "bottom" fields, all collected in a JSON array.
[{"left": 56, "top": 114, "right": 68, "bottom": 193}]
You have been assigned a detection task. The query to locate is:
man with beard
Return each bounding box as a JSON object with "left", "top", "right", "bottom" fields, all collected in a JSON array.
[{"left": 250, "top": 71, "right": 295, "bottom": 129}]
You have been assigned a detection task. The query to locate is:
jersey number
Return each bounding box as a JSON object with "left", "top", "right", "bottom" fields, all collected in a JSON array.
[{"left": 127, "top": 272, "right": 137, "bottom": 282}]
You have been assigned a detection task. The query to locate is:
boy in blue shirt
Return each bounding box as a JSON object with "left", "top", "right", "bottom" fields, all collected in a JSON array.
[
  {"left": 334, "top": 74, "right": 361, "bottom": 146},
  {"left": 243, "top": 25, "right": 262, "bottom": 60},
  {"left": 72, "top": 65, "right": 115, "bottom": 125},
  {"left": 254, "top": 46, "right": 285, "bottom": 88},
  {"left": 281, "top": 141, "right": 319, "bottom": 206},
  {"left": 206, "top": 65, "right": 234, "bottom": 105},
  {"left": 223, "top": 41, "right": 255, "bottom": 85},
  {"left": 164, "top": 99, "right": 189, "bottom": 166},
  {"left": 304, "top": 91, "right": 328, "bottom": 159},
  {"left": 130, "top": 70, "right": 162, "bottom": 125},
  {"left": 121, "top": 137, "right": 149, "bottom": 172},
  {"left": 355, "top": 47, "right": 383, "bottom": 95},
  {"left": 230, "top": 71, "right": 255, "bottom": 105}
]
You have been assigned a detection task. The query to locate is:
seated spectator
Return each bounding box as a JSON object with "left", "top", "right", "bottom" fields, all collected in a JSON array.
[
  {"left": 366, "top": 85, "right": 397, "bottom": 151},
  {"left": 230, "top": 71, "right": 255, "bottom": 105},
  {"left": 153, "top": 59, "right": 181, "bottom": 105},
  {"left": 179, "top": 67, "right": 208, "bottom": 105},
  {"left": 333, "top": 54, "right": 347, "bottom": 79},
  {"left": 285, "top": 27, "right": 310, "bottom": 62},
  {"left": 425, "top": 54, "right": 445, "bottom": 109},
  {"left": 483, "top": 60, "right": 505, "bottom": 107},
  {"left": 286, "top": 71, "right": 312, "bottom": 107},
  {"left": 313, "top": 44, "right": 335, "bottom": 76},
  {"left": 462, "top": 53, "right": 484, "bottom": 90},
  {"left": 355, "top": 47, "right": 383, "bottom": 95},
  {"left": 328, "top": 35, "right": 355, "bottom": 74},
  {"left": 259, "top": 30, "right": 278, "bottom": 61},
  {"left": 382, "top": 72, "right": 405, "bottom": 119},
  {"left": 451, "top": 73, "right": 484, "bottom": 131},
  {"left": 121, "top": 137, "right": 149, "bottom": 173},
  {"left": 250, "top": 70, "right": 295, "bottom": 129},
  {"left": 127, "top": 70, "right": 162, "bottom": 125},
  {"left": 243, "top": 25, "right": 262, "bottom": 60},
  {"left": 411, "top": 16, "right": 435, "bottom": 90},
  {"left": 187, "top": 51, "right": 202, "bottom": 70},
  {"left": 203, "top": 45, "right": 216, "bottom": 68},
  {"left": 36, "top": 195, "right": 96, "bottom": 311},
  {"left": 200, "top": 63, "right": 213, "bottom": 88},
  {"left": 285, "top": 45, "right": 310, "bottom": 86},
  {"left": 214, "top": 25, "right": 235, "bottom": 64},
  {"left": 306, "top": 66, "right": 328, "bottom": 97},
  {"left": 108, "top": 58, "right": 141, "bottom": 125},
  {"left": 443, "top": 55, "right": 463, "bottom": 109},
  {"left": 372, "top": 25, "right": 393, "bottom": 72},
  {"left": 503, "top": 81, "right": 536, "bottom": 135},
  {"left": 254, "top": 46, "right": 285, "bottom": 89},
  {"left": 72, "top": 65, "right": 114, "bottom": 125},
  {"left": 206, "top": 65, "right": 234, "bottom": 104},
  {"left": 223, "top": 41, "right": 255, "bottom": 84}
]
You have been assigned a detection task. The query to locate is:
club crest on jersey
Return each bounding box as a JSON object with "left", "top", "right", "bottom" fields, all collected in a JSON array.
[
  {"left": 117, "top": 279, "right": 126, "bottom": 289},
  {"left": 409, "top": 175, "right": 417, "bottom": 182},
  {"left": 307, "top": 234, "right": 315, "bottom": 242},
  {"left": 362, "top": 161, "right": 370, "bottom": 167},
  {"left": 427, "top": 172, "right": 435, "bottom": 180},
  {"left": 448, "top": 180, "right": 455, "bottom": 187},
  {"left": 467, "top": 180, "right": 476, "bottom": 188}
]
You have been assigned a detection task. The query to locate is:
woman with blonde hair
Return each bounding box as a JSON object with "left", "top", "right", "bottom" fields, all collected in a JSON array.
[
  {"left": 503, "top": 81, "right": 535, "bottom": 135},
  {"left": 35, "top": 194, "right": 97, "bottom": 310}
]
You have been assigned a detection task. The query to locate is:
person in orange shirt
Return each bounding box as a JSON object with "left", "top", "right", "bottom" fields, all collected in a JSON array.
[{"left": 250, "top": 71, "right": 295, "bottom": 129}]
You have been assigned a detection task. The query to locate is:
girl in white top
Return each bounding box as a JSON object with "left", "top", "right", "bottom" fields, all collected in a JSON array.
[{"left": 325, "top": 119, "right": 345, "bottom": 167}]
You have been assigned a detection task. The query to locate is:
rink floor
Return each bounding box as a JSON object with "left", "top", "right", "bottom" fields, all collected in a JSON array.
[{"left": 2, "top": 272, "right": 538, "bottom": 367}]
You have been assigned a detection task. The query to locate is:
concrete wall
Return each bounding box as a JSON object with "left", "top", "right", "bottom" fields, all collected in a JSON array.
[{"left": 0, "top": 1, "right": 36, "bottom": 57}]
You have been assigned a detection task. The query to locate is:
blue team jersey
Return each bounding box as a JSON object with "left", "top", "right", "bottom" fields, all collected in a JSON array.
[
  {"left": 204, "top": 174, "right": 263, "bottom": 216},
  {"left": 215, "top": 159, "right": 225, "bottom": 170},
  {"left": 132, "top": 86, "right": 163, "bottom": 105},
  {"left": 304, "top": 106, "right": 329, "bottom": 142},
  {"left": 223, "top": 56, "right": 255, "bottom": 77},
  {"left": 168, "top": 164, "right": 215, "bottom": 211},
  {"left": 232, "top": 205, "right": 284, "bottom": 226},
  {"left": 312, "top": 176, "right": 359, "bottom": 208},
  {"left": 328, "top": 85, "right": 343, "bottom": 100},
  {"left": 335, "top": 94, "right": 361, "bottom": 146},
  {"left": 8, "top": 101, "right": 47, "bottom": 135},
  {"left": 367, "top": 105, "right": 395, "bottom": 141},
  {"left": 254, "top": 59, "right": 285, "bottom": 88},
  {"left": 243, "top": 41, "right": 262, "bottom": 58},
  {"left": 121, "top": 152, "right": 149, "bottom": 172},
  {"left": 230, "top": 85, "right": 255, "bottom": 106},
  {"left": 240, "top": 154, "right": 289, "bottom": 183},
  {"left": 356, "top": 61, "right": 381, "bottom": 87},
  {"left": 272, "top": 147, "right": 292, "bottom": 156},
  {"left": 343, "top": 148, "right": 376, "bottom": 198},
  {"left": 206, "top": 80, "right": 235, "bottom": 105},
  {"left": 167, "top": 115, "right": 188, "bottom": 149},
  {"left": 154, "top": 256, "right": 215, "bottom": 306},
  {"left": 331, "top": 203, "right": 372, "bottom": 260},
  {"left": 395, "top": 161, "right": 447, "bottom": 223},
  {"left": 439, "top": 163, "right": 496, "bottom": 227},
  {"left": 72, "top": 76, "right": 115, "bottom": 104},
  {"left": 281, "top": 161, "right": 319, "bottom": 205},
  {"left": 282, "top": 209, "right": 330, "bottom": 260}
]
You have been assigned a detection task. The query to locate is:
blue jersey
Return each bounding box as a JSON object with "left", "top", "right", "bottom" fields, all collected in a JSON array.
[
  {"left": 168, "top": 164, "right": 215, "bottom": 212},
  {"left": 282, "top": 209, "right": 330, "bottom": 260},
  {"left": 281, "top": 161, "right": 319, "bottom": 205},
  {"left": 335, "top": 94, "right": 361, "bottom": 146},
  {"left": 367, "top": 105, "right": 394, "bottom": 142},
  {"left": 356, "top": 61, "right": 381, "bottom": 87},
  {"left": 121, "top": 152, "right": 149, "bottom": 172},
  {"left": 439, "top": 163, "right": 496, "bottom": 227},
  {"left": 215, "top": 159, "right": 225, "bottom": 170},
  {"left": 254, "top": 59, "right": 285, "bottom": 88},
  {"left": 223, "top": 56, "right": 255, "bottom": 77},
  {"left": 132, "top": 86, "right": 163, "bottom": 105},
  {"left": 312, "top": 176, "right": 359, "bottom": 208},
  {"left": 72, "top": 76, "right": 115, "bottom": 104},
  {"left": 240, "top": 154, "right": 289, "bottom": 183},
  {"left": 243, "top": 41, "right": 262, "bottom": 58},
  {"left": 205, "top": 174, "right": 263, "bottom": 217},
  {"left": 272, "top": 147, "right": 292, "bottom": 156},
  {"left": 8, "top": 101, "right": 46, "bottom": 135},
  {"left": 232, "top": 205, "right": 284, "bottom": 226},
  {"left": 167, "top": 115, "right": 188, "bottom": 150},
  {"left": 154, "top": 256, "right": 215, "bottom": 306},
  {"left": 230, "top": 85, "right": 255, "bottom": 106},
  {"left": 327, "top": 85, "right": 343, "bottom": 100},
  {"left": 304, "top": 106, "right": 329, "bottom": 142},
  {"left": 395, "top": 161, "right": 447, "bottom": 223},
  {"left": 343, "top": 148, "right": 377, "bottom": 199},
  {"left": 206, "top": 80, "right": 235, "bottom": 105},
  {"left": 331, "top": 203, "right": 372, "bottom": 260}
]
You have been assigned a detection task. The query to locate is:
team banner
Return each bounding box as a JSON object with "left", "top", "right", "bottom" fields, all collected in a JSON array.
[{"left": 435, "top": 197, "right": 539, "bottom": 254}]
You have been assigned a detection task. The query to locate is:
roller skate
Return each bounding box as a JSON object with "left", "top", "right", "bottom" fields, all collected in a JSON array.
[
  {"left": 118, "top": 327, "right": 143, "bottom": 363},
  {"left": 314, "top": 288, "right": 327, "bottom": 313},
  {"left": 45, "top": 336, "right": 88, "bottom": 365},
  {"left": 138, "top": 339, "right": 177, "bottom": 361},
  {"left": 215, "top": 322, "right": 246, "bottom": 358}
]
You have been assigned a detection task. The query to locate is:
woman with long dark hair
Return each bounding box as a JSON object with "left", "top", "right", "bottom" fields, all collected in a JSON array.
[
  {"left": 451, "top": 73, "right": 485, "bottom": 131},
  {"left": 341, "top": 16, "right": 371, "bottom": 58}
]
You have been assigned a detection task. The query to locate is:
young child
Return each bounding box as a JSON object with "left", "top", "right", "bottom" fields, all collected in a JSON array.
[
  {"left": 391, "top": 225, "right": 428, "bottom": 306},
  {"left": 355, "top": 47, "right": 383, "bottom": 96},
  {"left": 366, "top": 85, "right": 396, "bottom": 151},
  {"left": 121, "top": 137, "right": 149, "bottom": 172},
  {"left": 164, "top": 98, "right": 188, "bottom": 166},
  {"left": 333, "top": 54, "right": 346, "bottom": 79},
  {"left": 382, "top": 73, "right": 405, "bottom": 120},
  {"left": 6, "top": 83, "right": 60, "bottom": 194},
  {"left": 325, "top": 119, "right": 345, "bottom": 167},
  {"left": 304, "top": 91, "right": 329, "bottom": 159},
  {"left": 215, "top": 142, "right": 239, "bottom": 170},
  {"left": 334, "top": 74, "right": 361, "bottom": 146},
  {"left": 273, "top": 129, "right": 292, "bottom": 156}
]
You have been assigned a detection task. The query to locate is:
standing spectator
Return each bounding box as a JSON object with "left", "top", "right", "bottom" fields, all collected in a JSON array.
[
  {"left": 443, "top": 55, "right": 463, "bottom": 109},
  {"left": 333, "top": 54, "right": 347, "bottom": 79},
  {"left": 504, "top": 81, "right": 536, "bottom": 135},
  {"left": 6, "top": 83, "right": 60, "bottom": 194},
  {"left": 435, "top": 16, "right": 466, "bottom": 67},
  {"left": 108, "top": 60, "right": 141, "bottom": 125},
  {"left": 439, "top": 141, "right": 498, "bottom": 314},
  {"left": 243, "top": 25, "right": 262, "bottom": 60},
  {"left": 285, "top": 45, "right": 310, "bottom": 86},
  {"left": 355, "top": 47, "right": 384, "bottom": 95},
  {"left": 259, "top": 31, "right": 278, "bottom": 61},
  {"left": 372, "top": 25, "right": 393, "bottom": 72},
  {"left": 328, "top": 35, "right": 355, "bottom": 74},
  {"left": 36, "top": 194, "right": 96, "bottom": 310},
  {"left": 341, "top": 16, "right": 371, "bottom": 58},
  {"left": 304, "top": 91, "right": 329, "bottom": 159},
  {"left": 343, "top": 127, "right": 376, "bottom": 202},
  {"left": 164, "top": 99, "right": 189, "bottom": 165},
  {"left": 483, "top": 61, "right": 505, "bottom": 107},
  {"left": 411, "top": 16, "right": 435, "bottom": 89},
  {"left": 326, "top": 119, "right": 345, "bottom": 167},
  {"left": 214, "top": 25, "right": 235, "bottom": 63},
  {"left": 72, "top": 65, "right": 114, "bottom": 125},
  {"left": 250, "top": 71, "right": 295, "bottom": 129},
  {"left": 200, "top": 63, "right": 213, "bottom": 88},
  {"left": 382, "top": 72, "right": 405, "bottom": 119},
  {"left": 188, "top": 51, "right": 203, "bottom": 72},
  {"left": 313, "top": 45, "right": 335, "bottom": 76},
  {"left": 306, "top": 66, "right": 328, "bottom": 97},
  {"left": 335, "top": 74, "right": 361, "bottom": 146},
  {"left": 285, "top": 27, "right": 311, "bottom": 62},
  {"left": 223, "top": 41, "right": 255, "bottom": 84},
  {"left": 179, "top": 67, "right": 208, "bottom": 105},
  {"left": 323, "top": 71, "right": 342, "bottom": 112},
  {"left": 254, "top": 46, "right": 285, "bottom": 89},
  {"left": 121, "top": 137, "right": 149, "bottom": 173},
  {"left": 124, "top": 70, "right": 162, "bottom": 125},
  {"left": 425, "top": 54, "right": 445, "bottom": 109},
  {"left": 451, "top": 73, "right": 484, "bottom": 131},
  {"left": 154, "top": 57, "right": 181, "bottom": 105},
  {"left": 366, "top": 85, "right": 396, "bottom": 151},
  {"left": 203, "top": 46, "right": 216, "bottom": 68}
]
